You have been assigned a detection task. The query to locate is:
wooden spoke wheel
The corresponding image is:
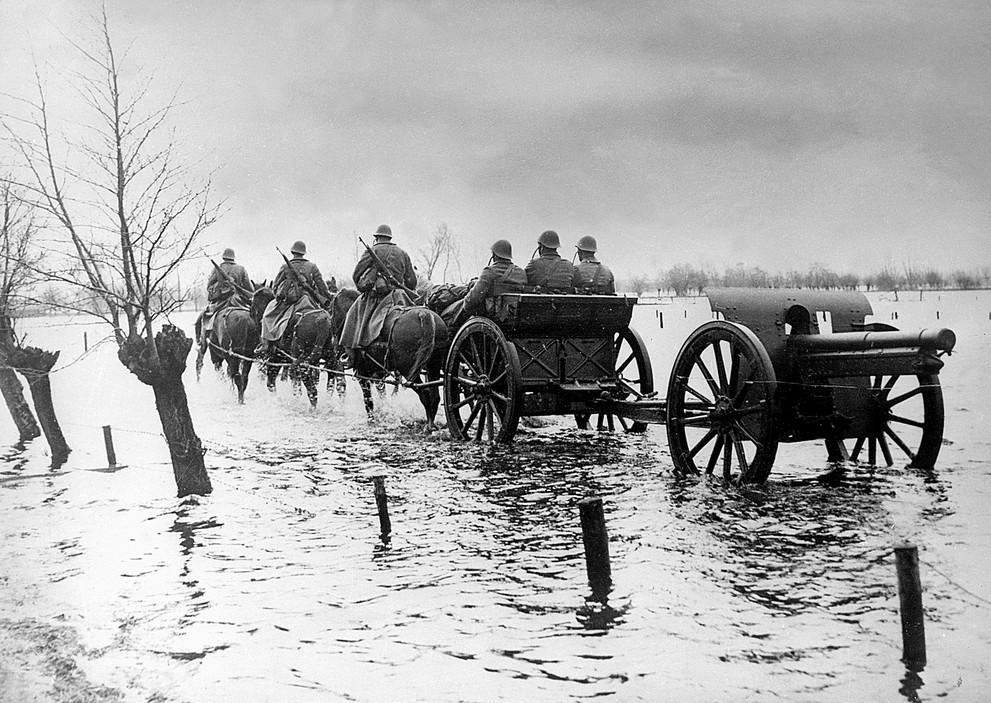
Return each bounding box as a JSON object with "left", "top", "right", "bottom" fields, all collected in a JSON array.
[
  {"left": 444, "top": 317, "right": 523, "bottom": 443},
  {"left": 824, "top": 373, "right": 944, "bottom": 469},
  {"left": 666, "top": 321, "right": 778, "bottom": 484},
  {"left": 575, "top": 327, "right": 654, "bottom": 433}
]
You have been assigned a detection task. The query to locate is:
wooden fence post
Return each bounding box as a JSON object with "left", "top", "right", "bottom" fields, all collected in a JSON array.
[
  {"left": 895, "top": 543, "right": 927, "bottom": 669},
  {"left": 373, "top": 475, "right": 391, "bottom": 536},
  {"left": 102, "top": 425, "right": 117, "bottom": 467},
  {"left": 579, "top": 497, "right": 611, "bottom": 595}
]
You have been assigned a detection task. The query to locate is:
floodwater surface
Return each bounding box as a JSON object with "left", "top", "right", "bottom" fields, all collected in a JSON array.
[{"left": 1, "top": 291, "right": 989, "bottom": 701}]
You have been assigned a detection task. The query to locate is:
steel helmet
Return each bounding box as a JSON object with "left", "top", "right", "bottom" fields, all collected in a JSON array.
[
  {"left": 290, "top": 240, "right": 307, "bottom": 255},
  {"left": 490, "top": 239, "right": 512, "bottom": 259},
  {"left": 222, "top": 247, "right": 236, "bottom": 261},
  {"left": 537, "top": 230, "right": 560, "bottom": 249},
  {"left": 374, "top": 224, "right": 393, "bottom": 239},
  {"left": 575, "top": 235, "right": 597, "bottom": 253}
]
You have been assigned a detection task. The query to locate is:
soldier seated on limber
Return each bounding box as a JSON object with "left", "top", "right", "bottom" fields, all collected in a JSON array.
[
  {"left": 442, "top": 239, "right": 527, "bottom": 327},
  {"left": 524, "top": 230, "right": 575, "bottom": 293},
  {"left": 255, "top": 240, "right": 331, "bottom": 356},
  {"left": 571, "top": 235, "right": 616, "bottom": 295}
]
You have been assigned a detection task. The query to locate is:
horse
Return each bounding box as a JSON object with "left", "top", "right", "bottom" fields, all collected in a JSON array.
[
  {"left": 253, "top": 286, "right": 336, "bottom": 407},
  {"left": 194, "top": 289, "right": 261, "bottom": 403},
  {"left": 329, "top": 288, "right": 449, "bottom": 430}
]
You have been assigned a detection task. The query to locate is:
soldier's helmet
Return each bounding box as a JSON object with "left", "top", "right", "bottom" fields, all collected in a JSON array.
[
  {"left": 537, "top": 230, "right": 560, "bottom": 249},
  {"left": 575, "top": 235, "right": 597, "bottom": 253},
  {"left": 375, "top": 224, "right": 393, "bottom": 239},
  {"left": 491, "top": 239, "right": 512, "bottom": 259},
  {"left": 290, "top": 240, "right": 307, "bottom": 255},
  {"left": 222, "top": 247, "right": 236, "bottom": 261}
]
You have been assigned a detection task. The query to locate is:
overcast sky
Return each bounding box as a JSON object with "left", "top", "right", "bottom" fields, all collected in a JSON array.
[{"left": 2, "top": 0, "right": 989, "bottom": 284}]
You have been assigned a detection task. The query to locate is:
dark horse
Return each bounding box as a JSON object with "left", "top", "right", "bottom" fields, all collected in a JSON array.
[
  {"left": 194, "top": 292, "right": 261, "bottom": 403},
  {"left": 253, "top": 286, "right": 337, "bottom": 407},
  {"left": 329, "top": 288, "right": 449, "bottom": 430}
]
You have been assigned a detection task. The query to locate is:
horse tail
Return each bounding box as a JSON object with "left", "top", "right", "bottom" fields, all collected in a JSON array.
[{"left": 406, "top": 308, "right": 437, "bottom": 381}]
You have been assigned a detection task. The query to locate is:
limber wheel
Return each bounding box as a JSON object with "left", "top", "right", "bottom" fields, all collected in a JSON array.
[
  {"left": 824, "top": 373, "right": 945, "bottom": 469},
  {"left": 444, "top": 317, "right": 523, "bottom": 443},
  {"left": 575, "top": 327, "right": 654, "bottom": 433},
  {"left": 666, "top": 321, "right": 778, "bottom": 484}
]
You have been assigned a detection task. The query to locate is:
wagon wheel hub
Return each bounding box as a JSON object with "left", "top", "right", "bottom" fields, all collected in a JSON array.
[
  {"left": 710, "top": 395, "right": 735, "bottom": 422},
  {"left": 473, "top": 375, "right": 491, "bottom": 396}
]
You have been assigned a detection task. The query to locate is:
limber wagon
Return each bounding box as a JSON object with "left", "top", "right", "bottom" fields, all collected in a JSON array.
[{"left": 440, "top": 288, "right": 956, "bottom": 484}]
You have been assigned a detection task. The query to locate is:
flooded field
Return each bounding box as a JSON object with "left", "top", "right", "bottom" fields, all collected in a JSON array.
[{"left": 2, "top": 290, "right": 989, "bottom": 701}]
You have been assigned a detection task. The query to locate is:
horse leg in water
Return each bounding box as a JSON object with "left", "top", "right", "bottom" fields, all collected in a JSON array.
[
  {"left": 325, "top": 344, "right": 348, "bottom": 397},
  {"left": 325, "top": 355, "right": 347, "bottom": 396},
  {"left": 266, "top": 354, "right": 280, "bottom": 392},
  {"left": 224, "top": 310, "right": 256, "bottom": 404},
  {"left": 232, "top": 357, "right": 253, "bottom": 403},
  {"left": 194, "top": 314, "right": 205, "bottom": 380},
  {"left": 413, "top": 366, "right": 442, "bottom": 432},
  {"left": 387, "top": 307, "right": 448, "bottom": 431},
  {"left": 226, "top": 353, "right": 241, "bottom": 400},
  {"left": 358, "top": 377, "right": 375, "bottom": 415}
]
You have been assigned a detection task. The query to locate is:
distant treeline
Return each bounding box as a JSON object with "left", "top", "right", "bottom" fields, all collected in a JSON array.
[{"left": 622, "top": 263, "right": 991, "bottom": 297}]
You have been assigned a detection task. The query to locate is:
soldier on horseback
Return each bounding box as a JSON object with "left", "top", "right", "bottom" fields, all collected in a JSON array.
[
  {"left": 571, "top": 235, "right": 616, "bottom": 294},
  {"left": 255, "top": 240, "right": 332, "bottom": 356},
  {"left": 524, "top": 230, "right": 575, "bottom": 293},
  {"left": 199, "top": 248, "right": 251, "bottom": 344},
  {"left": 340, "top": 224, "right": 418, "bottom": 366}
]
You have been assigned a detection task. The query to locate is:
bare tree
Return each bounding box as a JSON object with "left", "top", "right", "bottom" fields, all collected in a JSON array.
[
  {"left": 0, "top": 178, "right": 43, "bottom": 444},
  {"left": 416, "top": 225, "right": 447, "bottom": 281},
  {"left": 415, "top": 223, "right": 463, "bottom": 283},
  {"left": 2, "top": 9, "right": 217, "bottom": 495}
]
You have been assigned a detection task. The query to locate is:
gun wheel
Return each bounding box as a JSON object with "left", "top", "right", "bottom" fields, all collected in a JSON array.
[
  {"left": 824, "top": 373, "right": 944, "bottom": 469},
  {"left": 666, "top": 321, "right": 778, "bottom": 485}
]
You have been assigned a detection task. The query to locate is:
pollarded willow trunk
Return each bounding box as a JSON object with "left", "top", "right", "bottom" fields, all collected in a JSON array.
[
  {"left": 8, "top": 347, "right": 71, "bottom": 467},
  {"left": 0, "top": 365, "right": 41, "bottom": 442},
  {"left": 118, "top": 324, "right": 211, "bottom": 497}
]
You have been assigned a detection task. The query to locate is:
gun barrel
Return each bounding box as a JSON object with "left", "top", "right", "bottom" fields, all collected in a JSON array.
[{"left": 790, "top": 328, "right": 956, "bottom": 354}]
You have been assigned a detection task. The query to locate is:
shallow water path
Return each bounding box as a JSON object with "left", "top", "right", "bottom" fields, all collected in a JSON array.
[{"left": 2, "top": 293, "right": 990, "bottom": 701}]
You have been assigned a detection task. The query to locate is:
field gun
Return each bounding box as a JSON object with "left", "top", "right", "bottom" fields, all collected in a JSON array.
[{"left": 665, "top": 287, "right": 956, "bottom": 483}]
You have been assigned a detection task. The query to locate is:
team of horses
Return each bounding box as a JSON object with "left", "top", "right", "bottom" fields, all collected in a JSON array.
[{"left": 195, "top": 285, "right": 448, "bottom": 429}]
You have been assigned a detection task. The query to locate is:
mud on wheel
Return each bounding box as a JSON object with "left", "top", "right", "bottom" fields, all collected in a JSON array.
[
  {"left": 666, "top": 321, "right": 778, "bottom": 484},
  {"left": 444, "top": 317, "right": 523, "bottom": 443}
]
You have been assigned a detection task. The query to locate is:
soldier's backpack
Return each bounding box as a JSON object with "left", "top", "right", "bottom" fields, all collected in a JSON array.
[{"left": 277, "top": 268, "right": 303, "bottom": 304}]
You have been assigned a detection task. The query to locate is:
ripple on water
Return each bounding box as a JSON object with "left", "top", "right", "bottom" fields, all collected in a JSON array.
[{"left": 2, "top": 373, "right": 990, "bottom": 700}]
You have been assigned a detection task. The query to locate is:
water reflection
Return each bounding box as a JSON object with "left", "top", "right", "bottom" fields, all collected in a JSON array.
[
  {"left": 576, "top": 592, "right": 628, "bottom": 632},
  {"left": 898, "top": 668, "right": 924, "bottom": 702},
  {"left": 665, "top": 466, "right": 896, "bottom": 617},
  {"left": 169, "top": 498, "right": 221, "bottom": 633}
]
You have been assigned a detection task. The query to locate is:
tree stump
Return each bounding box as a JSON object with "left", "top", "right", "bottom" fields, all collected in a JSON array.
[
  {"left": 118, "top": 325, "right": 211, "bottom": 497},
  {"left": 0, "top": 365, "right": 41, "bottom": 442},
  {"left": 8, "top": 347, "right": 70, "bottom": 466}
]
